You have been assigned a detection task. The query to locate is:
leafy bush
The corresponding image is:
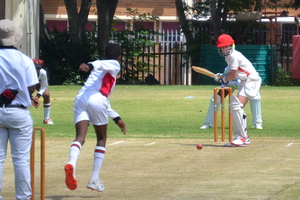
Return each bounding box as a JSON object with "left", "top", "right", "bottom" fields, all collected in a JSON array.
[
  {"left": 111, "top": 8, "right": 163, "bottom": 82},
  {"left": 274, "top": 67, "right": 300, "bottom": 86},
  {"left": 40, "top": 9, "right": 163, "bottom": 85},
  {"left": 40, "top": 28, "right": 98, "bottom": 85}
]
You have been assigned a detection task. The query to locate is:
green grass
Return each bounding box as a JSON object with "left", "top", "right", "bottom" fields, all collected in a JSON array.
[{"left": 30, "top": 85, "right": 300, "bottom": 141}]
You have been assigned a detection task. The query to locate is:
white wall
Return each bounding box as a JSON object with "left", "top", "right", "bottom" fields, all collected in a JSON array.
[{"left": 5, "top": 0, "right": 39, "bottom": 58}]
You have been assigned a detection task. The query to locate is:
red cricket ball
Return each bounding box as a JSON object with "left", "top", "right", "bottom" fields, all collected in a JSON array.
[{"left": 197, "top": 144, "right": 203, "bottom": 150}]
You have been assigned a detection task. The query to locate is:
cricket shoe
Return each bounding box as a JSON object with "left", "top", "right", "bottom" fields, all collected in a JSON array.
[
  {"left": 43, "top": 118, "right": 54, "bottom": 125},
  {"left": 244, "top": 136, "right": 250, "bottom": 145},
  {"left": 224, "top": 142, "right": 246, "bottom": 147},
  {"left": 253, "top": 123, "right": 263, "bottom": 129},
  {"left": 200, "top": 123, "right": 213, "bottom": 129},
  {"left": 86, "top": 178, "right": 105, "bottom": 192},
  {"left": 230, "top": 136, "right": 247, "bottom": 146},
  {"left": 64, "top": 163, "right": 77, "bottom": 190}
]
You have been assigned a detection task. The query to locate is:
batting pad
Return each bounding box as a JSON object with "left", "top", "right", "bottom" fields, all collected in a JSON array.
[
  {"left": 250, "top": 98, "right": 262, "bottom": 125},
  {"left": 230, "top": 95, "right": 248, "bottom": 138},
  {"left": 203, "top": 95, "right": 221, "bottom": 125}
]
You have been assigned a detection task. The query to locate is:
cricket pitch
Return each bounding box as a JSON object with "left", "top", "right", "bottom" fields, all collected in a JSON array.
[{"left": 2, "top": 138, "right": 300, "bottom": 200}]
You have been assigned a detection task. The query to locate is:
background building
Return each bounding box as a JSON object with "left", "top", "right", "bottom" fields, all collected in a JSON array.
[
  {"left": 1, "top": 0, "right": 40, "bottom": 58},
  {"left": 1, "top": 0, "right": 299, "bottom": 85}
]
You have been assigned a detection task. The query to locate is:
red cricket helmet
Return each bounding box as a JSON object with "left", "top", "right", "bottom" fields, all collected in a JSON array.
[
  {"left": 216, "top": 34, "right": 235, "bottom": 47},
  {"left": 32, "top": 58, "right": 44, "bottom": 65},
  {"left": 32, "top": 58, "right": 44, "bottom": 68}
]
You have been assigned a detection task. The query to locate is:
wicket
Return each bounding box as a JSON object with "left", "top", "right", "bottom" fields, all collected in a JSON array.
[
  {"left": 213, "top": 87, "right": 233, "bottom": 142},
  {"left": 30, "top": 127, "right": 46, "bottom": 200}
]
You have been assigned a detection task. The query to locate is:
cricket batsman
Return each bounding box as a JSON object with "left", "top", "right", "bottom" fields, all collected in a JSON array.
[
  {"left": 214, "top": 34, "right": 262, "bottom": 147},
  {"left": 200, "top": 66, "right": 263, "bottom": 130}
]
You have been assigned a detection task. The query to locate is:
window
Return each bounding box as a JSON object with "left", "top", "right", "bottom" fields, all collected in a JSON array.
[
  {"left": 161, "top": 22, "right": 182, "bottom": 42},
  {"left": 112, "top": 21, "right": 126, "bottom": 31},
  {"left": 85, "top": 21, "right": 96, "bottom": 31},
  {"left": 47, "top": 20, "right": 67, "bottom": 32},
  {"left": 133, "top": 22, "right": 154, "bottom": 30}
]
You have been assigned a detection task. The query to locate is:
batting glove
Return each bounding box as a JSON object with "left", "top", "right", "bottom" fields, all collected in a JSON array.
[
  {"left": 214, "top": 73, "right": 228, "bottom": 85},
  {"left": 214, "top": 73, "right": 223, "bottom": 83}
]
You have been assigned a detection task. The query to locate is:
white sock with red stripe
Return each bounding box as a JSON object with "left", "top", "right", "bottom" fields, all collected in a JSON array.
[
  {"left": 91, "top": 146, "right": 106, "bottom": 180},
  {"left": 69, "top": 141, "right": 82, "bottom": 167},
  {"left": 43, "top": 103, "right": 51, "bottom": 120}
]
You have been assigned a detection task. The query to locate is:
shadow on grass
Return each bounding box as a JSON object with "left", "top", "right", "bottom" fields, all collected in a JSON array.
[
  {"left": 46, "top": 195, "right": 102, "bottom": 200},
  {"left": 172, "top": 143, "right": 227, "bottom": 148}
]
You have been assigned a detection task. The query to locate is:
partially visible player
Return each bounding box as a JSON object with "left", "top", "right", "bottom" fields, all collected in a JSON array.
[
  {"left": 0, "top": 19, "right": 39, "bottom": 200},
  {"left": 32, "top": 58, "right": 54, "bottom": 124},
  {"left": 214, "top": 34, "right": 262, "bottom": 147},
  {"left": 200, "top": 67, "right": 263, "bottom": 130}
]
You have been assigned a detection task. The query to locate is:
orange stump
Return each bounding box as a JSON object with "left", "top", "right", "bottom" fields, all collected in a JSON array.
[
  {"left": 213, "top": 87, "right": 233, "bottom": 142},
  {"left": 30, "top": 127, "right": 46, "bottom": 200}
]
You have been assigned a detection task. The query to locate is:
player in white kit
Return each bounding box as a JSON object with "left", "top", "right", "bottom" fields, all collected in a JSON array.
[
  {"left": 0, "top": 19, "right": 39, "bottom": 200},
  {"left": 214, "top": 34, "right": 262, "bottom": 147},
  {"left": 200, "top": 66, "right": 263, "bottom": 130},
  {"left": 64, "top": 43, "right": 126, "bottom": 192},
  {"left": 32, "top": 58, "right": 54, "bottom": 124}
]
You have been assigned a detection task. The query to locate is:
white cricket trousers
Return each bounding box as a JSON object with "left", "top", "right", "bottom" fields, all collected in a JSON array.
[{"left": 0, "top": 107, "right": 33, "bottom": 200}]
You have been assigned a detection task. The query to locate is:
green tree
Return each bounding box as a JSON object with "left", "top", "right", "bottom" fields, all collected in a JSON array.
[
  {"left": 63, "top": 0, "right": 118, "bottom": 58},
  {"left": 112, "top": 8, "right": 163, "bottom": 82}
]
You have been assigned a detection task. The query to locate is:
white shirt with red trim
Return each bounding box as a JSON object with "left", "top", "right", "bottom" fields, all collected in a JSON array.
[
  {"left": 0, "top": 48, "right": 39, "bottom": 108},
  {"left": 78, "top": 59, "right": 120, "bottom": 98},
  {"left": 225, "top": 50, "right": 259, "bottom": 80},
  {"left": 37, "top": 68, "right": 48, "bottom": 96}
]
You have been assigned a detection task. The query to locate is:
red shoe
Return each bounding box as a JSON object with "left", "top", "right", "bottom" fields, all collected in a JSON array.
[{"left": 64, "top": 163, "right": 77, "bottom": 190}]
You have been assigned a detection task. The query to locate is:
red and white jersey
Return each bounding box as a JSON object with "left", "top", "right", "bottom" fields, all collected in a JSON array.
[
  {"left": 225, "top": 50, "right": 259, "bottom": 80},
  {"left": 37, "top": 68, "right": 48, "bottom": 95},
  {"left": 0, "top": 47, "right": 39, "bottom": 107},
  {"left": 78, "top": 59, "right": 120, "bottom": 98}
]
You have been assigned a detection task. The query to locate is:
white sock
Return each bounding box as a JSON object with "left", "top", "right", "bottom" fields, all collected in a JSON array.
[
  {"left": 43, "top": 103, "right": 51, "bottom": 119},
  {"left": 91, "top": 146, "right": 106, "bottom": 181},
  {"left": 69, "top": 141, "right": 82, "bottom": 167}
]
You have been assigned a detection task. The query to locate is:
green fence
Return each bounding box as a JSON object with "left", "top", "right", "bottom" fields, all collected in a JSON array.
[{"left": 198, "top": 45, "right": 277, "bottom": 85}]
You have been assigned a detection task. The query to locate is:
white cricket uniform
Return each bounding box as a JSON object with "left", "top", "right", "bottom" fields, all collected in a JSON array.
[
  {"left": 225, "top": 50, "right": 262, "bottom": 139},
  {"left": 225, "top": 50, "right": 261, "bottom": 99},
  {"left": 202, "top": 66, "right": 262, "bottom": 127},
  {"left": 0, "top": 47, "right": 39, "bottom": 200},
  {"left": 74, "top": 60, "right": 120, "bottom": 125},
  {"left": 37, "top": 68, "right": 48, "bottom": 96}
]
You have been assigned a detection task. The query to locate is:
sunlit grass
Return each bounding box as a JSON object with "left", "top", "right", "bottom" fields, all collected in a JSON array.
[{"left": 30, "top": 85, "right": 300, "bottom": 141}]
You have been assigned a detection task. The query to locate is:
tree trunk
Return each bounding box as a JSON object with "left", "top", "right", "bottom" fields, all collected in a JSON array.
[
  {"left": 210, "top": 0, "right": 221, "bottom": 40},
  {"left": 79, "top": 0, "right": 92, "bottom": 33},
  {"left": 175, "top": 0, "right": 201, "bottom": 84},
  {"left": 39, "top": 2, "right": 50, "bottom": 41},
  {"left": 97, "top": 0, "right": 119, "bottom": 59},
  {"left": 175, "top": 0, "right": 194, "bottom": 46},
  {"left": 64, "top": 0, "right": 91, "bottom": 44}
]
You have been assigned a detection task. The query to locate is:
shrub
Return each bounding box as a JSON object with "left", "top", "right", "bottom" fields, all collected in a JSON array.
[
  {"left": 40, "top": 28, "right": 98, "bottom": 85},
  {"left": 274, "top": 67, "right": 300, "bottom": 86}
]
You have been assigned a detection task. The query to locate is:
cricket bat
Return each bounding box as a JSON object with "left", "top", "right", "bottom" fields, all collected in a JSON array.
[{"left": 192, "top": 66, "right": 216, "bottom": 78}]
